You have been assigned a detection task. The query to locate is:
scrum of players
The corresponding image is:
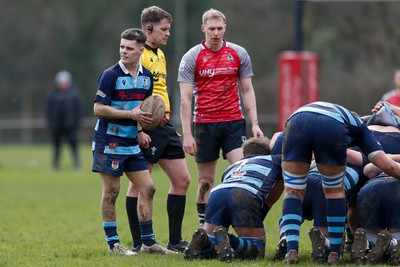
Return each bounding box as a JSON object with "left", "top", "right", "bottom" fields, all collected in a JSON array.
[{"left": 183, "top": 100, "right": 400, "bottom": 265}]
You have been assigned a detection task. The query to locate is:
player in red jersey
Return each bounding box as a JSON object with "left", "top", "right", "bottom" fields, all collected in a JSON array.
[
  {"left": 381, "top": 69, "right": 400, "bottom": 107},
  {"left": 178, "top": 8, "right": 263, "bottom": 227}
]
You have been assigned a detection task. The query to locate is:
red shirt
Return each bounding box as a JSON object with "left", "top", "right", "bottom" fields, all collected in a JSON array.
[{"left": 178, "top": 40, "right": 254, "bottom": 123}]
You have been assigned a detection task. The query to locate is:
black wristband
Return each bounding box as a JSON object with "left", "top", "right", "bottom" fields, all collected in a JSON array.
[{"left": 138, "top": 129, "right": 143, "bottom": 133}]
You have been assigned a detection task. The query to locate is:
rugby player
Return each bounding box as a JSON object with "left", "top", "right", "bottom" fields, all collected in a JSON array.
[
  {"left": 178, "top": 8, "right": 263, "bottom": 227},
  {"left": 280, "top": 101, "right": 400, "bottom": 264},
  {"left": 352, "top": 173, "right": 400, "bottom": 265},
  {"left": 183, "top": 137, "right": 283, "bottom": 261},
  {"left": 126, "top": 6, "right": 191, "bottom": 253}
]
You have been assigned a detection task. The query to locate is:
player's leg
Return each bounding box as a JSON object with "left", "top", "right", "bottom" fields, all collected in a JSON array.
[
  {"left": 125, "top": 163, "right": 154, "bottom": 252},
  {"left": 93, "top": 152, "right": 135, "bottom": 255},
  {"left": 233, "top": 227, "right": 266, "bottom": 259},
  {"left": 353, "top": 179, "right": 384, "bottom": 263},
  {"left": 184, "top": 189, "right": 228, "bottom": 260},
  {"left": 318, "top": 163, "right": 346, "bottom": 265},
  {"left": 281, "top": 161, "right": 308, "bottom": 264},
  {"left": 158, "top": 158, "right": 190, "bottom": 251},
  {"left": 126, "top": 169, "right": 175, "bottom": 254},
  {"left": 281, "top": 113, "right": 314, "bottom": 264},
  {"left": 196, "top": 160, "right": 218, "bottom": 226},
  {"left": 194, "top": 122, "right": 220, "bottom": 227}
]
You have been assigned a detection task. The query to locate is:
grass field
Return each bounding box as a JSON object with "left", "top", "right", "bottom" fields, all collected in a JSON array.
[{"left": 0, "top": 144, "right": 388, "bottom": 266}]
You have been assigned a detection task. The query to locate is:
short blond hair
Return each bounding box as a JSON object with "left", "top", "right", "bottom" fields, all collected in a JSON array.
[{"left": 202, "top": 8, "right": 226, "bottom": 25}]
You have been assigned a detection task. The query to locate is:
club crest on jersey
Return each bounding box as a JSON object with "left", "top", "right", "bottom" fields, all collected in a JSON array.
[
  {"left": 203, "top": 57, "right": 208, "bottom": 63},
  {"left": 227, "top": 54, "right": 233, "bottom": 62},
  {"left": 122, "top": 79, "right": 126, "bottom": 86},
  {"left": 142, "top": 77, "right": 148, "bottom": 87},
  {"left": 150, "top": 57, "right": 154, "bottom": 62},
  {"left": 111, "top": 160, "right": 119, "bottom": 170}
]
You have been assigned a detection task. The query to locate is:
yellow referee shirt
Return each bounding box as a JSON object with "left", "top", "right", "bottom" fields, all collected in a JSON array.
[{"left": 140, "top": 46, "right": 170, "bottom": 117}]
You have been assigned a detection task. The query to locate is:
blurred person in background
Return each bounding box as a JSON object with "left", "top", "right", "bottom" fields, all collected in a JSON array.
[
  {"left": 45, "top": 70, "right": 83, "bottom": 170},
  {"left": 381, "top": 69, "right": 400, "bottom": 107}
]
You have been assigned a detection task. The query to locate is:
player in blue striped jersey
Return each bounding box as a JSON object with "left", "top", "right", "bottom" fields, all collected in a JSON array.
[
  {"left": 183, "top": 137, "right": 284, "bottom": 261},
  {"left": 281, "top": 101, "right": 400, "bottom": 264},
  {"left": 92, "top": 28, "right": 174, "bottom": 255},
  {"left": 274, "top": 163, "right": 365, "bottom": 262}
]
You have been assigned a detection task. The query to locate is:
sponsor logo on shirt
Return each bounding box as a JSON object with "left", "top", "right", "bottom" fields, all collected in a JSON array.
[{"left": 96, "top": 90, "right": 106, "bottom": 98}]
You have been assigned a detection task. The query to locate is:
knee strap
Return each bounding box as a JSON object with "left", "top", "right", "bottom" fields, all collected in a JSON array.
[
  {"left": 283, "top": 171, "right": 308, "bottom": 189},
  {"left": 321, "top": 172, "right": 345, "bottom": 188}
]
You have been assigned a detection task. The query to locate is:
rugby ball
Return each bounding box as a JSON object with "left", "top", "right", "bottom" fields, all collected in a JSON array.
[{"left": 140, "top": 95, "right": 165, "bottom": 130}]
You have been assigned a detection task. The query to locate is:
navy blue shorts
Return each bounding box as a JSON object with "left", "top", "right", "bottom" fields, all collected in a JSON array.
[
  {"left": 92, "top": 151, "right": 148, "bottom": 177},
  {"left": 283, "top": 112, "right": 348, "bottom": 165},
  {"left": 205, "top": 188, "right": 269, "bottom": 228},
  {"left": 371, "top": 131, "right": 400, "bottom": 154},
  {"left": 194, "top": 119, "right": 247, "bottom": 163},
  {"left": 141, "top": 122, "right": 185, "bottom": 163},
  {"left": 357, "top": 177, "right": 400, "bottom": 229},
  {"left": 302, "top": 174, "right": 327, "bottom": 227}
]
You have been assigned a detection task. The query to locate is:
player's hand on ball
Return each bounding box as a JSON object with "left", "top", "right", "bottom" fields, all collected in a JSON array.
[
  {"left": 372, "top": 101, "right": 384, "bottom": 113},
  {"left": 131, "top": 105, "right": 153, "bottom": 124},
  {"left": 183, "top": 133, "right": 197, "bottom": 156}
]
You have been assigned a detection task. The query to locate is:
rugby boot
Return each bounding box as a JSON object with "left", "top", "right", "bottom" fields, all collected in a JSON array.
[
  {"left": 283, "top": 249, "right": 299, "bottom": 264},
  {"left": 327, "top": 251, "right": 343, "bottom": 265},
  {"left": 183, "top": 228, "right": 208, "bottom": 260},
  {"left": 167, "top": 240, "right": 189, "bottom": 252},
  {"left": 273, "top": 238, "right": 287, "bottom": 261},
  {"left": 309, "top": 227, "right": 328, "bottom": 263},
  {"left": 140, "top": 242, "right": 177, "bottom": 254},
  {"left": 389, "top": 241, "right": 400, "bottom": 266},
  {"left": 351, "top": 228, "right": 368, "bottom": 264},
  {"left": 367, "top": 230, "right": 391, "bottom": 264},
  {"left": 108, "top": 243, "right": 137, "bottom": 256},
  {"left": 213, "top": 226, "right": 233, "bottom": 262}
]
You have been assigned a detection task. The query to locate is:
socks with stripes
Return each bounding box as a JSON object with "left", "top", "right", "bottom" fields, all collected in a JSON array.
[
  {"left": 326, "top": 198, "right": 346, "bottom": 255},
  {"left": 228, "top": 234, "right": 259, "bottom": 259},
  {"left": 197, "top": 203, "right": 206, "bottom": 227},
  {"left": 140, "top": 220, "right": 156, "bottom": 246},
  {"left": 281, "top": 198, "right": 302, "bottom": 253},
  {"left": 103, "top": 221, "right": 119, "bottom": 249}
]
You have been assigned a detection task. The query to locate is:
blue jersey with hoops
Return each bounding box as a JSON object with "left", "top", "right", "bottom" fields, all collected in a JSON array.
[
  {"left": 92, "top": 61, "right": 153, "bottom": 155},
  {"left": 211, "top": 154, "right": 282, "bottom": 203}
]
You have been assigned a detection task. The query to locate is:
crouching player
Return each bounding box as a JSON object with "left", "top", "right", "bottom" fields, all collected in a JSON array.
[
  {"left": 183, "top": 137, "right": 284, "bottom": 261},
  {"left": 351, "top": 172, "right": 400, "bottom": 265}
]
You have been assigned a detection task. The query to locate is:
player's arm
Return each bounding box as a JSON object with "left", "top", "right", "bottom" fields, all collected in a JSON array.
[
  {"left": 94, "top": 102, "right": 153, "bottom": 124},
  {"left": 239, "top": 77, "right": 263, "bottom": 138},
  {"left": 179, "top": 82, "right": 197, "bottom": 156},
  {"left": 370, "top": 150, "right": 400, "bottom": 179}
]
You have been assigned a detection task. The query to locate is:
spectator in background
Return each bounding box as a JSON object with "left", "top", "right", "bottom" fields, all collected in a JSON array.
[
  {"left": 46, "top": 70, "right": 82, "bottom": 170},
  {"left": 382, "top": 69, "right": 400, "bottom": 106}
]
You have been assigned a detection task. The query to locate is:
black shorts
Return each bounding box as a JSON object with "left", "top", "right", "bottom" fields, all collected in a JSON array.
[
  {"left": 194, "top": 119, "right": 247, "bottom": 163},
  {"left": 141, "top": 122, "right": 185, "bottom": 163}
]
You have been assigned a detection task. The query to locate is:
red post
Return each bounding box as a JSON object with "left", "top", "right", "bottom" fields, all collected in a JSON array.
[{"left": 278, "top": 51, "right": 319, "bottom": 131}]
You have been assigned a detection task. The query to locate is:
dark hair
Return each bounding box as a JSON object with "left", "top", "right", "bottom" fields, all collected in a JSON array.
[
  {"left": 242, "top": 136, "right": 271, "bottom": 157},
  {"left": 121, "top": 28, "right": 146, "bottom": 44},
  {"left": 141, "top": 6, "right": 172, "bottom": 26}
]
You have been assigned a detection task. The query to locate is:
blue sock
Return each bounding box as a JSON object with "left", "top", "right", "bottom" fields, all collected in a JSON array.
[
  {"left": 140, "top": 220, "right": 156, "bottom": 246},
  {"left": 103, "top": 221, "right": 119, "bottom": 249},
  {"left": 228, "top": 234, "right": 259, "bottom": 259},
  {"left": 278, "top": 217, "right": 285, "bottom": 240},
  {"left": 326, "top": 198, "right": 346, "bottom": 255},
  {"left": 281, "top": 198, "right": 302, "bottom": 253}
]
